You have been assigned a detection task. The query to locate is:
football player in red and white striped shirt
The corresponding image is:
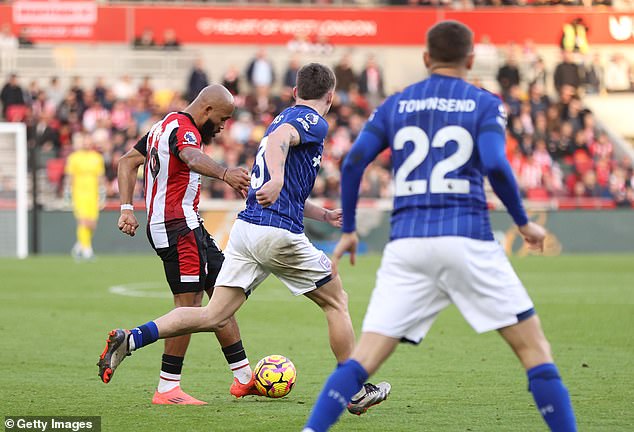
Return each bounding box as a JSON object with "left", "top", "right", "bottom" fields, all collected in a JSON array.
[{"left": 111, "top": 85, "right": 256, "bottom": 404}]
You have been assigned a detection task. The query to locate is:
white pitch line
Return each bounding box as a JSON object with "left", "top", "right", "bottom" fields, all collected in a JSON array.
[{"left": 108, "top": 282, "right": 172, "bottom": 298}]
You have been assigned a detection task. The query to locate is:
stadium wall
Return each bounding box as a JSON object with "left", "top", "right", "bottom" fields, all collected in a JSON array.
[{"left": 29, "top": 209, "right": 634, "bottom": 256}]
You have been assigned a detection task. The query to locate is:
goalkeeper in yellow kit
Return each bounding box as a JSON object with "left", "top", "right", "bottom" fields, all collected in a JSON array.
[{"left": 65, "top": 133, "right": 106, "bottom": 260}]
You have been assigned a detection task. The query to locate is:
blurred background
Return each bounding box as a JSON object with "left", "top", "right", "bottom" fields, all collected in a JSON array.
[{"left": 0, "top": 0, "right": 633, "bottom": 257}]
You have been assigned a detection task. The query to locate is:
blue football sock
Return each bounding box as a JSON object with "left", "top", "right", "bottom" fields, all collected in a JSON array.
[
  {"left": 304, "top": 359, "right": 369, "bottom": 432},
  {"left": 527, "top": 363, "right": 577, "bottom": 432},
  {"left": 129, "top": 321, "right": 159, "bottom": 350}
]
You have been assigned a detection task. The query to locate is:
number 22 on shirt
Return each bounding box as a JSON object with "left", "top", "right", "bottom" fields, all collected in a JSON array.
[{"left": 394, "top": 125, "right": 473, "bottom": 197}]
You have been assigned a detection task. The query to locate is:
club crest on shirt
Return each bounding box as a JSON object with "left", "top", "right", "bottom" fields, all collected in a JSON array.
[
  {"left": 184, "top": 131, "right": 197, "bottom": 145},
  {"left": 305, "top": 113, "right": 319, "bottom": 125}
]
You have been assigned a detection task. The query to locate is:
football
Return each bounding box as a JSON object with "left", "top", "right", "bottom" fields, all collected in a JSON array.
[{"left": 253, "top": 355, "right": 297, "bottom": 398}]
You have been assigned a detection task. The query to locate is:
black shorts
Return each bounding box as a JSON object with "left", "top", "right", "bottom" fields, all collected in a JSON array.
[{"left": 150, "top": 225, "right": 224, "bottom": 295}]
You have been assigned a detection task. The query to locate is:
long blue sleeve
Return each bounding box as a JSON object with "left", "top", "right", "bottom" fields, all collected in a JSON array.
[
  {"left": 478, "top": 130, "right": 529, "bottom": 227},
  {"left": 341, "top": 129, "right": 387, "bottom": 233}
]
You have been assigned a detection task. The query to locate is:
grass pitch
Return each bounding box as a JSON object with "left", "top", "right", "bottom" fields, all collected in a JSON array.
[{"left": 0, "top": 254, "right": 633, "bottom": 431}]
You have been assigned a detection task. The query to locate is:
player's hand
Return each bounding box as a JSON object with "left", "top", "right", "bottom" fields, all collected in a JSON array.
[
  {"left": 256, "top": 178, "right": 283, "bottom": 208},
  {"left": 518, "top": 221, "right": 546, "bottom": 252},
  {"left": 118, "top": 210, "right": 139, "bottom": 237},
  {"left": 331, "top": 232, "right": 359, "bottom": 277},
  {"left": 224, "top": 167, "right": 250, "bottom": 198},
  {"left": 325, "top": 208, "right": 343, "bottom": 228}
]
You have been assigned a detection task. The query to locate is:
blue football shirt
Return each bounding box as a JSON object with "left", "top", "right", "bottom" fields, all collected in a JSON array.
[
  {"left": 365, "top": 74, "right": 508, "bottom": 241},
  {"left": 238, "top": 105, "right": 328, "bottom": 234}
]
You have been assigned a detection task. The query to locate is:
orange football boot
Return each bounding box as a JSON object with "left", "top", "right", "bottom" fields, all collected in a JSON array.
[
  {"left": 230, "top": 372, "right": 262, "bottom": 398},
  {"left": 152, "top": 387, "right": 207, "bottom": 405}
]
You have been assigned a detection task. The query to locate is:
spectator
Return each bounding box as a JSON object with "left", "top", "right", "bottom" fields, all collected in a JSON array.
[
  {"left": 82, "top": 94, "right": 109, "bottom": 133},
  {"left": 496, "top": 51, "right": 521, "bottom": 97},
  {"left": 1, "top": 74, "right": 25, "bottom": 120},
  {"left": 112, "top": 75, "right": 135, "bottom": 101},
  {"left": 561, "top": 17, "right": 589, "bottom": 54},
  {"left": 245, "top": 47, "right": 276, "bottom": 92},
  {"left": 554, "top": 50, "right": 583, "bottom": 93},
  {"left": 162, "top": 29, "right": 180, "bottom": 50},
  {"left": 56, "top": 91, "right": 82, "bottom": 124},
  {"left": 187, "top": 59, "right": 209, "bottom": 102},
  {"left": 137, "top": 76, "right": 154, "bottom": 104},
  {"left": 333, "top": 53, "right": 357, "bottom": 103},
  {"left": 358, "top": 54, "right": 385, "bottom": 109},
  {"left": 283, "top": 55, "right": 301, "bottom": 89},
  {"left": 604, "top": 53, "right": 633, "bottom": 93},
  {"left": 564, "top": 95, "right": 584, "bottom": 131},
  {"left": 221, "top": 65, "right": 240, "bottom": 96},
  {"left": 504, "top": 85, "right": 522, "bottom": 118},
  {"left": 584, "top": 53, "right": 603, "bottom": 94},
  {"left": 70, "top": 76, "right": 86, "bottom": 108},
  {"left": 93, "top": 77, "right": 108, "bottom": 107},
  {"left": 528, "top": 57, "right": 548, "bottom": 89},
  {"left": 28, "top": 110, "right": 60, "bottom": 153},
  {"left": 590, "top": 132, "right": 614, "bottom": 161},
  {"left": 132, "top": 28, "right": 156, "bottom": 50},
  {"left": 47, "top": 77, "right": 65, "bottom": 108},
  {"left": 528, "top": 81, "right": 550, "bottom": 118}
]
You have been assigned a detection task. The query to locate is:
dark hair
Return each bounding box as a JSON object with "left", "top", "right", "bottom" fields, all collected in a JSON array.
[
  {"left": 426, "top": 20, "right": 473, "bottom": 65},
  {"left": 296, "top": 63, "right": 336, "bottom": 100}
]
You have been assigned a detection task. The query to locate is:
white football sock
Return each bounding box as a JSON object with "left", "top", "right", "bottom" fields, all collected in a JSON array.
[
  {"left": 231, "top": 360, "right": 252, "bottom": 385},
  {"left": 157, "top": 372, "right": 181, "bottom": 393}
]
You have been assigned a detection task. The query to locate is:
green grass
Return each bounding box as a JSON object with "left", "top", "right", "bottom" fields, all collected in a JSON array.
[{"left": 1, "top": 254, "right": 633, "bottom": 431}]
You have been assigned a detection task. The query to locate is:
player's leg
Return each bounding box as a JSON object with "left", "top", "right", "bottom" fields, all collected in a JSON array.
[
  {"left": 76, "top": 201, "right": 99, "bottom": 259},
  {"left": 201, "top": 230, "right": 258, "bottom": 397},
  {"left": 152, "top": 290, "right": 207, "bottom": 405},
  {"left": 303, "top": 332, "right": 399, "bottom": 432},
  {"left": 98, "top": 227, "right": 248, "bottom": 384},
  {"left": 447, "top": 237, "right": 576, "bottom": 432},
  {"left": 499, "top": 316, "right": 577, "bottom": 432},
  {"left": 304, "top": 238, "right": 448, "bottom": 431},
  {"left": 97, "top": 283, "right": 247, "bottom": 384},
  {"left": 304, "top": 275, "right": 355, "bottom": 363}
]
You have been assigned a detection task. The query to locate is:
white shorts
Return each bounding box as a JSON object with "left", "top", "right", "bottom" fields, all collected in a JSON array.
[
  {"left": 215, "top": 219, "right": 333, "bottom": 296},
  {"left": 362, "top": 237, "right": 534, "bottom": 344}
]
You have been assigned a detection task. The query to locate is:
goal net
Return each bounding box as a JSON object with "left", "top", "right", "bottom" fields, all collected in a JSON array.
[{"left": 0, "top": 123, "right": 28, "bottom": 258}]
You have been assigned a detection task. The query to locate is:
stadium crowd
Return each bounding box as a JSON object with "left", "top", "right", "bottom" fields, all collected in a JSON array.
[{"left": 1, "top": 45, "right": 633, "bottom": 207}]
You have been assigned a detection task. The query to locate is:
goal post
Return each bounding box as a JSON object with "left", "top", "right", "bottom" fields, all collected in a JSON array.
[{"left": 0, "top": 122, "right": 28, "bottom": 259}]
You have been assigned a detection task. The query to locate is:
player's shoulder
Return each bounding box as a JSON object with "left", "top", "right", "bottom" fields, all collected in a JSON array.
[
  {"left": 279, "top": 105, "right": 327, "bottom": 139},
  {"left": 478, "top": 87, "right": 503, "bottom": 104},
  {"left": 169, "top": 111, "right": 201, "bottom": 144}
]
